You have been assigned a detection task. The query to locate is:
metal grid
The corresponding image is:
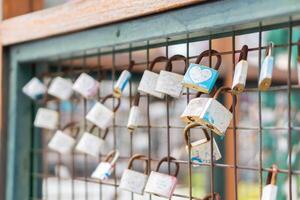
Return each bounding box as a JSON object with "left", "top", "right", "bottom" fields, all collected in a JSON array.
[{"left": 28, "top": 18, "right": 300, "bottom": 200}]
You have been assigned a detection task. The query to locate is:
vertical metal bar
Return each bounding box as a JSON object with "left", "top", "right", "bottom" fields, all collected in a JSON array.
[
  {"left": 112, "top": 47, "right": 117, "bottom": 200},
  {"left": 165, "top": 38, "right": 171, "bottom": 175}
]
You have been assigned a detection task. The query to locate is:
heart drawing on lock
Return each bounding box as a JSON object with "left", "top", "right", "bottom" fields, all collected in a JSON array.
[{"left": 189, "top": 66, "right": 212, "bottom": 83}]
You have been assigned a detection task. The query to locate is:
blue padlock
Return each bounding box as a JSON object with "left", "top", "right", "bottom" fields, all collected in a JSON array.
[{"left": 182, "top": 50, "right": 221, "bottom": 94}]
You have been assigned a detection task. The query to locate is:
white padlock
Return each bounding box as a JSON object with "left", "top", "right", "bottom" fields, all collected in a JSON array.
[
  {"left": 232, "top": 45, "right": 249, "bottom": 94},
  {"left": 261, "top": 164, "right": 278, "bottom": 200},
  {"left": 184, "top": 122, "right": 222, "bottom": 166},
  {"left": 72, "top": 73, "right": 100, "bottom": 99},
  {"left": 48, "top": 122, "right": 79, "bottom": 154},
  {"left": 48, "top": 76, "right": 73, "bottom": 100},
  {"left": 259, "top": 42, "right": 274, "bottom": 91},
  {"left": 127, "top": 93, "right": 141, "bottom": 133},
  {"left": 181, "top": 86, "right": 235, "bottom": 136},
  {"left": 75, "top": 125, "right": 108, "bottom": 157},
  {"left": 22, "top": 77, "right": 47, "bottom": 100},
  {"left": 144, "top": 156, "right": 179, "bottom": 199},
  {"left": 138, "top": 56, "right": 168, "bottom": 99},
  {"left": 91, "top": 150, "right": 119, "bottom": 180},
  {"left": 34, "top": 108, "right": 59, "bottom": 130},
  {"left": 113, "top": 61, "right": 134, "bottom": 98},
  {"left": 155, "top": 55, "right": 187, "bottom": 98},
  {"left": 119, "top": 154, "right": 149, "bottom": 195},
  {"left": 86, "top": 94, "right": 121, "bottom": 130}
]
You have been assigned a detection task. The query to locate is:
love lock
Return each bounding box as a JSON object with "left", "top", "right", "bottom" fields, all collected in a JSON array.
[
  {"left": 48, "top": 122, "right": 80, "bottom": 154},
  {"left": 91, "top": 150, "right": 119, "bottom": 180},
  {"left": 261, "top": 164, "right": 278, "bottom": 200},
  {"left": 232, "top": 45, "right": 249, "bottom": 94},
  {"left": 184, "top": 122, "right": 222, "bottom": 166},
  {"left": 144, "top": 156, "right": 179, "bottom": 199},
  {"left": 48, "top": 76, "right": 73, "bottom": 100},
  {"left": 75, "top": 125, "right": 108, "bottom": 157},
  {"left": 127, "top": 92, "right": 141, "bottom": 133},
  {"left": 182, "top": 49, "right": 221, "bottom": 94},
  {"left": 119, "top": 154, "right": 149, "bottom": 195},
  {"left": 155, "top": 54, "right": 187, "bottom": 98},
  {"left": 113, "top": 61, "right": 134, "bottom": 98},
  {"left": 22, "top": 77, "right": 47, "bottom": 101},
  {"left": 72, "top": 73, "right": 100, "bottom": 99},
  {"left": 86, "top": 94, "right": 121, "bottom": 130},
  {"left": 181, "top": 86, "right": 236, "bottom": 136},
  {"left": 259, "top": 42, "right": 274, "bottom": 91},
  {"left": 34, "top": 108, "right": 59, "bottom": 130},
  {"left": 138, "top": 56, "right": 168, "bottom": 99}
]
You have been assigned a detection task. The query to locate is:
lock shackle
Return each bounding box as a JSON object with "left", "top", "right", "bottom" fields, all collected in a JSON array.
[
  {"left": 133, "top": 92, "right": 140, "bottom": 106},
  {"left": 203, "top": 193, "right": 221, "bottom": 200},
  {"left": 213, "top": 86, "right": 237, "bottom": 112},
  {"left": 238, "top": 45, "right": 249, "bottom": 61},
  {"left": 165, "top": 54, "right": 187, "bottom": 73},
  {"left": 266, "top": 164, "right": 278, "bottom": 185},
  {"left": 62, "top": 122, "right": 81, "bottom": 138},
  {"left": 89, "top": 125, "right": 109, "bottom": 140},
  {"left": 104, "top": 150, "right": 120, "bottom": 165},
  {"left": 156, "top": 156, "right": 180, "bottom": 177},
  {"left": 127, "top": 60, "right": 135, "bottom": 71},
  {"left": 149, "top": 56, "right": 168, "bottom": 71},
  {"left": 265, "top": 42, "right": 274, "bottom": 57},
  {"left": 127, "top": 154, "right": 149, "bottom": 174},
  {"left": 195, "top": 50, "right": 222, "bottom": 70},
  {"left": 183, "top": 122, "right": 210, "bottom": 147},
  {"left": 101, "top": 94, "right": 121, "bottom": 112}
]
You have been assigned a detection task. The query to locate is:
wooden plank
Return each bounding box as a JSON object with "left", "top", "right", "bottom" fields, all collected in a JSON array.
[{"left": 1, "top": 0, "right": 206, "bottom": 45}]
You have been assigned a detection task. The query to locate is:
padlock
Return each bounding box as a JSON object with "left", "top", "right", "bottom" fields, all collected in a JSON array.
[
  {"left": 261, "top": 164, "right": 278, "bottom": 200},
  {"left": 184, "top": 122, "right": 222, "bottom": 165},
  {"left": 72, "top": 73, "right": 100, "bottom": 99},
  {"left": 86, "top": 94, "right": 121, "bottom": 129},
  {"left": 48, "top": 76, "right": 73, "bottom": 100},
  {"left": 181, "top": 86, "right": 235, "bottom": 136},
  {"left": 48, "top": 122, "right": 80, "bottom": 154},
  {"left": 91, "top": 150, "right": 119, "bottom": 180},
  {"left": 113, "top": 61, "right": 134, "bottom": 98},
  {"left": 259, "top": 42, "right": 274, "bottom": 91},
  {"left": 232, "top": 45, "right": 249, "bottom": 94},
  {"left": 22, "top": 77, "right": 47, "bottom": 100},
  {"left": 144, "top": 156, "right": 179, "bottom": 199},
  {"left": 138, "top": 56, "right": 168, "bottom": 99},
  {"left": 34, "top": 108, "right": 59, "bottom": 130},
  {"left": 155, "top": 55, "right": 187, "bottom": 98},
  {"left": 75, "top": 125, "right": 108, "bottom": 157},
  {"left": 119, "top": 154, "right": 149, "bottom": 194},
  {"left": 182, "top": 50, "right": 221, "bottom": 94},
  {"left": 127, "top": 92, "right": 141, "bottom": 133}
]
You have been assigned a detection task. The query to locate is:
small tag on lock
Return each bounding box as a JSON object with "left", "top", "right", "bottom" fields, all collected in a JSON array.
[
  {"left": 155, "top": 70, "right": 184, "bottom": 98},
  {"left": 86, "top": 102, "right": 114, "bottom": 129},
  {"left": 91, "top": 162, "right": 114, "bottom": 180},
  {"left": 75, "top": 132, "right": 104, "bottom": 157},
  {"left": 48, "top": 130, "right": 76, "bottom": 154},
  {"left": 34, "top": 108, "right": 59, "bottom": 130},
  {"left": 138, "top": 70, "right": 165, "bottom": 99},
  {"left": 114, "top": 70, "right": 131, "bottom": 98},
  {"left": 72, "top": 73, "right": 99, "bottom": 99},
  {"left": 48, "top": 77, "right": 73, "bottom": 100},
  {"left": 22, "top": 77, "right": 47, "bottom": 100}
]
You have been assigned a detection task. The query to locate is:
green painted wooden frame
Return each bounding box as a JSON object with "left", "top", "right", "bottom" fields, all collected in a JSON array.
[{"left": 5, "top": 0, "right": 300, "bottom": 199}]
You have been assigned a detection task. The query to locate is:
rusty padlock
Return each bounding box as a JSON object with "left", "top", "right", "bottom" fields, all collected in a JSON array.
[
  {"left": 155, "top": 55, "right": 187, "bottom": 98},
  {"left": 232, "top": 45, "right": 249, "bottom": 94},
  {"left": 34, "top": 108, "right": 59, "bottom": 130},
  {"left": 48, "top": 122, "right": 80, "bottom": 154},
  {"left": 91, "top": 150, "right": 119, "bottom": 180},
  {"left": 75, "top": 125, "right": 108, "bottom": 157},
  {"left": 22, "top": 77, "right": 47, "bottom": 100},
  {"left": 261, "top": 164, "right": 278, "bottom": 200},
  {"left": 127, "top": 92, "right": 141, "bottom": 133},
  {"left": 182, "top": 50, "right": 221, "bottom": 94},
  {"left": 119, "top": 154, "right": 149, "bottom": 194},
  {"left": 48, "top": 76, "right": 73, "bottom": 100},
  {"left": 181, "top": 86, "right": 235, "bottom": 136},
  {"left": 72, "top": 73, "right": 100, "bottom": 99},
  {"left": 138, "top": 56, "right": 168, "bottom": 99},
  {"left": 259, "top": 42, "right": 274, "bottom": 91},
  {"left": 113, "top": 61, "right": 134, "bottom": 98},
  {"left": 144, "top": 156, "right": 179, "bottom": 198},
  {"left": 86, "top": 94, "right": 121, "bottom": 130},
  {"left": 184, "top": 122, "right": 222, "bottom": 165}
]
